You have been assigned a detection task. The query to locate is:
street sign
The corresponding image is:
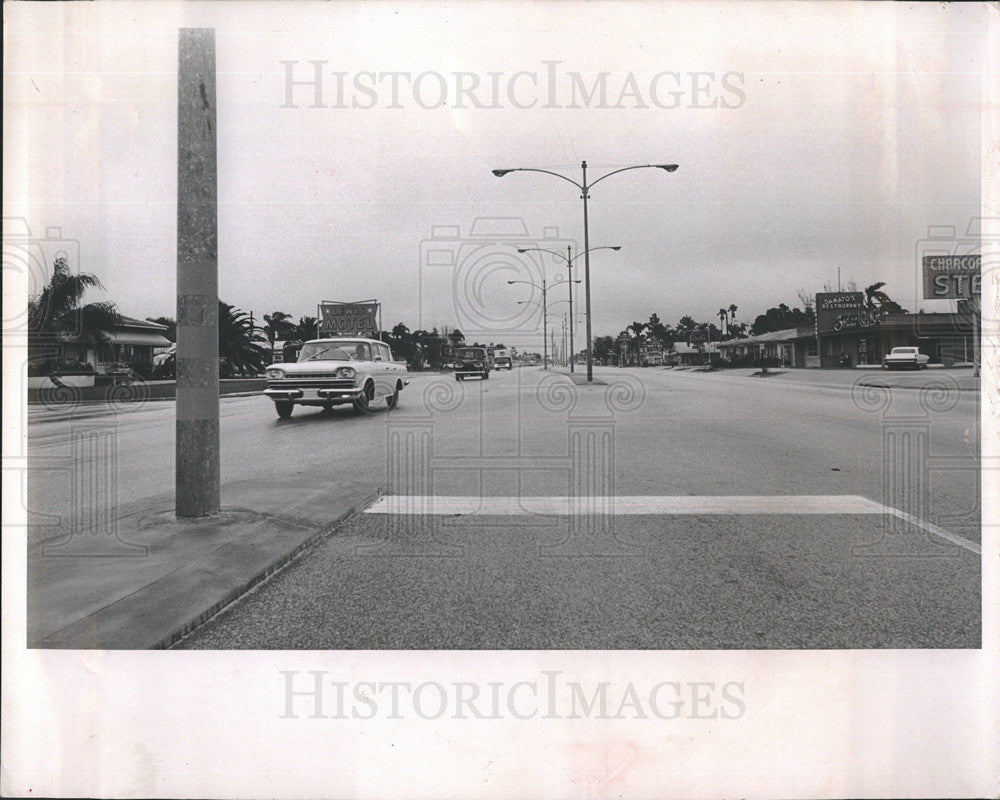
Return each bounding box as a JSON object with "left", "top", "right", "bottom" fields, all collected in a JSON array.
[
  {"left": 815, "top": 292, "right": 875, "bottom": 333},
  {"left": 319, "top": 301, "right": 379, "bottom": 336},
  {"left": 922, "top": 254, "right": 981, "bottom": 299}
]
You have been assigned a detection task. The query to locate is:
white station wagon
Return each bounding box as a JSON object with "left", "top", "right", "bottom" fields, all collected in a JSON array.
[
  {"left": 263, "top": 337, "right": 408, "bottom": 418},
  {"left": 883, "top": 346, "right": 930, "bottom": 370}
]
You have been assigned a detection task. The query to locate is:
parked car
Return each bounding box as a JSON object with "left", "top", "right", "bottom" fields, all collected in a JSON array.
[
  {"left": 883, "top": 346, "right": 930, "bottom": 370},
  {"left": 454, "top": 346, "right": 490, "bottom": 381},
  {"left": 263, "top": 337, "right": 408, "bottom": 418}
]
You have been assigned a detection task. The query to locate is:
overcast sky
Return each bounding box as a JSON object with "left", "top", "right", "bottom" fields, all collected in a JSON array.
[{"left": 4, "top": 1, "right": 986, "bottom": 348}]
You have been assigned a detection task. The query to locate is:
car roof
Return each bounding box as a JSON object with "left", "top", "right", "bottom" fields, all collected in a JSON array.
[{"left": 304, "top": 338, "right": 383, "bottom": 345}]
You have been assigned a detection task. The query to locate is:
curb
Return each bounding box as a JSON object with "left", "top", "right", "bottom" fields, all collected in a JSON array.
[
  {"left": 27, "top": 389, "right": 264, "bottom": 407},
  {"left": 162, "top": 488, "right": 381, "bottom": 649},
  {"left": 33, "top": 487, "right": 381, "bottom": 650}
]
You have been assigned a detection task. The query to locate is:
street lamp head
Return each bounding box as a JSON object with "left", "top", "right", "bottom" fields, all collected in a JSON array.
[
  {"left": 516, "top": 248, "right": 529, "bottom": 253},
  {"left": 610, "top": 246, "right": 622, "bottom": 251},
  {"left": 492, "top": 169, "right": 511, "bottom": 177},
  {"left": 507, "top": 280, "right": 516, "bottom": 285},
  {"left": 657, "top": 164, "right": 679, "bottom": 172}
]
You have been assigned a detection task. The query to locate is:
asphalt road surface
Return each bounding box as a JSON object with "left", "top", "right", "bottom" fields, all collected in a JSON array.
[{"left": 27, "top": 366, "right": 981, "bottom": 648}]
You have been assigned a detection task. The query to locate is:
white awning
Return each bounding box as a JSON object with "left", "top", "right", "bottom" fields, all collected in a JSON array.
[{"left": 105, "top": 330, "right": 173, "bottom": 347}]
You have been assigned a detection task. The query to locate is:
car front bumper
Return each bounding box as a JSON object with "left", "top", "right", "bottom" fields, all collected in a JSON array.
[{"left": 263, "top": 386, "right": 363, "bottom": 402}]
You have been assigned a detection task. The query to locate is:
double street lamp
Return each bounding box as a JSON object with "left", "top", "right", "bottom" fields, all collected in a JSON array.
[
  {"left": 493, "top": 161, "right": 678, "bottom": 382},
  {"left": 508, "top": 278, "right": 550, "bottom": 368},
  {"left": 516, "top": 297, "right": 569, "bottom": 367},
  {"left": 518, "top": 245, "right": 619, "bottom": 372}
]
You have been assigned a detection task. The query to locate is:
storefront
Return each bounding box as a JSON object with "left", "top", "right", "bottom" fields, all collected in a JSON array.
[
  {"left": 717, "top": 327, "right": 816, "bottom": 367},
  {"left": 817, "top": 312, "right": 974, "bottom": 367}
]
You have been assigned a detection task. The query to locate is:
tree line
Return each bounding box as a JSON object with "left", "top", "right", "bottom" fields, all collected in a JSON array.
[
  {"left": 593, "top": 282, "right": 906, "bottom": 365},
  {"left": 28, "top": 252, "right": 906, "bottom": 378}
]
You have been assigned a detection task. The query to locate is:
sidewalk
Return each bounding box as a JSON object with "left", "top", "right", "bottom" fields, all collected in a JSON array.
[
  {"left": 663, "top": 365, "right": 980, "bottom": 392},
  {"left": 27, "top": 474, "right": 379, "bottom": 648}
]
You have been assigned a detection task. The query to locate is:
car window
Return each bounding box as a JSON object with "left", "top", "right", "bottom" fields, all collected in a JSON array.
[
  {"left": 298, "top": 344, "right": 355, "bottom": 362},
  {"left": 353, "top": 343, "right": 372, "bottom": 361},
  {"left": 378, "top": 343, "right": 393, "bottom": 361}
]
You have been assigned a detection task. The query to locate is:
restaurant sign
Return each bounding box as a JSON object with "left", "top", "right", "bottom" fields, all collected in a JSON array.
[{"left": 815, "top": 292, "right": 879, "bottom": 333}]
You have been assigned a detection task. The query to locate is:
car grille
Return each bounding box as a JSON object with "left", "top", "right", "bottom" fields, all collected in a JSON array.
[{"left": 268, "top": 378, "right": 355, "bottom": 388}]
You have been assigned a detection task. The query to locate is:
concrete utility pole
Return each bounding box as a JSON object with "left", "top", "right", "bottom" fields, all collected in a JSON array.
[{"left": 176, "top": 28, "right": 220, "bottom": 518}]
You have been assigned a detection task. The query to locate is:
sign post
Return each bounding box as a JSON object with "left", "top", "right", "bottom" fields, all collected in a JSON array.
[
  {"left": 922, "top": 254, "right": 980, "bottom": 377},
  {"left": 175, "top": 28, "right": 220, "bottom": 518}
]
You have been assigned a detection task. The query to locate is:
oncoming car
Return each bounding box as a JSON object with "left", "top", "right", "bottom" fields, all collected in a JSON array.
[
  {"left": 883, "top": 346, "right": 930, "bottom": 370},
  {"left": 454, "top": 346, "right": 490, "bottom": 381},
  {"left": 263, "top": 338, "right": 408, "bottom": 418},
  {"left": 493, "top": 355, "right": 513, "bottom": 370}
]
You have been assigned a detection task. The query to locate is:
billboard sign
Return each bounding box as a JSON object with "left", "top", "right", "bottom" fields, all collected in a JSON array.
[
  {"left": 922, "top": 254, "right": 980, "bottom": 299},
  {"left": 319, "top": 301, "right": 379, "bottom": 337},
  {"left": 815, "top": 292, "right": 878, "bottom": 333}
]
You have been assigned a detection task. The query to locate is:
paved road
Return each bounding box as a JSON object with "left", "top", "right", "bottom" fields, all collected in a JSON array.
[{"left": 27, "top": 367, "right": 981, "bottom": 648}]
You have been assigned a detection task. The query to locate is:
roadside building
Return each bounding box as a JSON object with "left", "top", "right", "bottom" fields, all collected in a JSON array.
[
  {"left": 67, "top": 316, "right": 173, "bottom": 374},
  {"left": 717, "top": 326, "right": 817, "bottom": 367},
  {"left": 669, "top": 342, "right": 721, "bottom": 366},
  {"left": 717, "top": 312, "right": 974, "bottom": 368}
]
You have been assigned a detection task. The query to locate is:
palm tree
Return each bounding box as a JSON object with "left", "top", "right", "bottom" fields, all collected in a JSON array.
[
  {"left": 728, "top": 304, "right": 738, "bottom": 331},
  {"left": 717, "top": 308, "right": 729, "bottom": 337},
  {"left": 262, "top": 311, "right": 295, "bottom": 348},
  {"left": 626, "top": 320, "right": 646, "bottom": 364},
  {"left": 28, "top": 255, "right": 122, "bottom": 371},
  {"left": 864, "top": 282, "right": 906, "bottom": 317},
  {"left": 218, "top": 301, "right": 268, "bottom": 377},
  {"left": 292, "top": 316, "right": 319, "bottom": 343}
]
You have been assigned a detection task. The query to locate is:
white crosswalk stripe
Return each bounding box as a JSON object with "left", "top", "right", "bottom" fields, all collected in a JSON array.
[{"left": 365, "top": 494, "right": 981, "bottom": 555}]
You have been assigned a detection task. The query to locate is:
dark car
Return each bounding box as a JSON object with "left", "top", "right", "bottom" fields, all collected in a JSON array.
[{"left": 454, "top": 347, "right": 490, "bottom": 381}]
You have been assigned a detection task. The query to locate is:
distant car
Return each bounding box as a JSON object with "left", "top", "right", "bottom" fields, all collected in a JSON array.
[
  {"left": 262, "top": 337, "right": 408, "bottom": 418},
  {"left": 454, "top": 346, "right": 490, "bottom": 381},
  {"left": 883, "top": 346, "right": 930, "bottom": 370},
  {"left": 493, "top": 356, "right": 513, "bottom": 370}
]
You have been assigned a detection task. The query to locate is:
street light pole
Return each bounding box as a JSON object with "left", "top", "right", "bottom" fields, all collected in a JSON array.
[
  {"left": 581, "top": 160, "right": 593, "bottom": 380},
  {"left": 517, "top": 244, "right": 618, "bottom": 373},
  {"left": 567, "top": 245, "right": 575, "bottom": 371},
  {"left": 493, "top": 161, "right": 678, "bottom": 382},
  {"left": 508, "top": 278, "right": 548, "bottom": 369}
]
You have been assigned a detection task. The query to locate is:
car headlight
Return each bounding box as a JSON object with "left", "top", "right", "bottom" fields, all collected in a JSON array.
[
  {"left": 266, "top": 368, "right": 284, "bottom": 380},
  {"left": 337, "top": 367, "right": 356, "bottom": 379}
]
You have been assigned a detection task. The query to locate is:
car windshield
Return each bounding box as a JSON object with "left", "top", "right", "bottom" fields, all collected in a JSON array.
[
  {"left": 894, "top": 348, "right": 918, "bottom": 354},
  {"left": 456, "top": 349, "right": 485, "bottom": 359},
  {"left": 298, "top": 342, "right": 358, "bottom": 362}
]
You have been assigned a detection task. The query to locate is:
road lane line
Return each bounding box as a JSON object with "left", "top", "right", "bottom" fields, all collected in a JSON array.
[
  {"left": 365, "top": 495, "right": 981, "bottom": 554},
  {"left": 885, "top": 509, "right": 981, "bottom": 555}
]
